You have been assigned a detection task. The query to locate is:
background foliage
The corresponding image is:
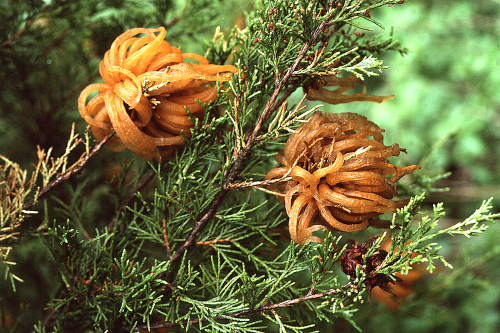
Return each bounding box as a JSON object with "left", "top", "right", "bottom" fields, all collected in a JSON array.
[{"left": 0, "top": 0, "right": 499, "bottom": 332}]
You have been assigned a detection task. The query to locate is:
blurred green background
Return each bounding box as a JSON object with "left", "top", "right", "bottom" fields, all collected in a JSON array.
[
  {"left": 325, "top": 1, "right": 500, "bottom": 332},
  {"left": 1, "top": 0, "right": 499, "bottom": 332}
]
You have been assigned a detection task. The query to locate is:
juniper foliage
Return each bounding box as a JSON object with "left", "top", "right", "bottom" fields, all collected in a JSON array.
[{"left": 0, "top": 0, "right": 498, "bottom": 332}]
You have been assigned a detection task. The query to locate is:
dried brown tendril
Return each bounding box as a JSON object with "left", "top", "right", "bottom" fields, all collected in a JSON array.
[
  {"left": 78, "top": 27, "right": 237, "bottom": 160},
  {"left": 306, "top": 73, "right": 395, "bottom": 105},
  {"left": 265, "top": 111, "right": 420, "bottom": 245}
]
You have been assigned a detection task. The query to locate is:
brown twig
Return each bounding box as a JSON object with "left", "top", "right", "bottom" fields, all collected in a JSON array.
[
  {"left": 133, "top": 286, "right": 345, "bottom": 331},
  {"left": 226, "top": 176, "right": 291, "bottom": 191},
  {"left": 167, "top": 8, "right": 338, "bottom": 265},
  {"left": 0, "top": 24, "right": 31, "bottom": 48},
  {"left": 22, "top": 132, "right": 114, "bottom": 211},
  {"left": 196, "top": 238, "right": 232, "bottom": 246},
  {"left": 0, "top": 8, "right": 47, "bottom": 48},
  {"left": 165, "top": 0, "right": 191, "bottom": 27},
  {"left": 162, "top": 219, "right": 172, "bottom": 255}
]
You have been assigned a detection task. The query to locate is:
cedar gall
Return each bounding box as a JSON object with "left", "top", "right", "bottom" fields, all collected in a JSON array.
[
  {"left": 78, "top": 27, "right": 237, "bottom": 160},
  {"left": 265, "top": 111, "right": 420, "bottom": 244}
]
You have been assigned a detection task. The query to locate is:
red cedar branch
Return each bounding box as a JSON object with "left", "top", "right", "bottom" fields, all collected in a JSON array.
[
  {"left": 38, "top": 6, "right": 343, "bottom": 332},
  {"left": 134, "top": 286, "right": 345, "bottom": 331},
  {"left": 168, "top": 8, "right": 338, "bottom": 264},
  {"left": 22, "top": 131, "right": 115, "bottom": 211}
]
